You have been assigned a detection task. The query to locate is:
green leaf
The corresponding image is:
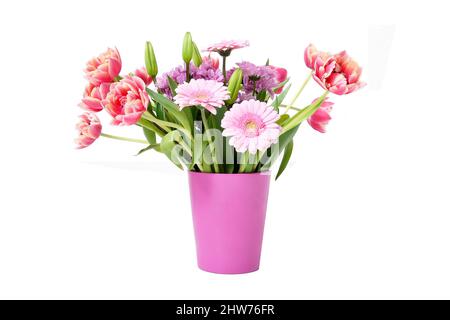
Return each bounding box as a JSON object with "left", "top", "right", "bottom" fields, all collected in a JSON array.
[
  {"left": 154, "top": 103, "right": 166, "bottom": 121},
  {"left": 276, "top": 114, "right": 290, "bottom": 126},
  {"left": 191, "top": 133, "right": 204, "bottom": 171},
  {"left": 275, "top": 140, "right": 294, "bottom": 180},
  {"left": 143, "top": 127, "right": 156, "bottom": 145},
  {"left": 147, "top": 89, "right": 192, "bottom": 133},
  {"left": 137, "top": 118, "right": 165, "bottom": 138},
  {"left": 182, "top": 107, "right": 194, "bottom": 134},
  {"left": 160, "top": 131, "right": 187, "bottom": 170},
  {"left": 211, "top": 106, "right": 226, "bottom": 129},
  {"left": 282, "top": 91, "right": 328, "bottom": 133},
  {"left": 135, "top": 143, "right": 160, "bottom": 156},
  {"left": 265, "top": 58, "right": 270, "bottom": 66},
  {"left": 260, "top": 124, "right": 300, "bottom": 171},
  {"left": 167, "top": 76, "right": 178, "bottom": 97},
  {"left": 273, "top": 77, "right": 290, "bottom": 91},
  {"left": 256, "top": 90, "right": 268, "bottom": 102},
  {"left": 271, "top": 83, "right": 292, "bottom": 110}
]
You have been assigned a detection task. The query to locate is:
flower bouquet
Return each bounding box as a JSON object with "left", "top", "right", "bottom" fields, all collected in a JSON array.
[{"left": 76, "top": 33, "right": 365, "bottom": 274}]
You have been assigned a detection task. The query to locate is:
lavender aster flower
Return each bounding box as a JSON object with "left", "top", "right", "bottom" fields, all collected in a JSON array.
[
  {"left": 156, "top": 58, "right": 223, "bottom": 99},
  {"left": 237, "top": 61, "right": 278, "bottom": 98}
]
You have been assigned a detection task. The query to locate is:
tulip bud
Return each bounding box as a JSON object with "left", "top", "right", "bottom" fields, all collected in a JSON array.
[
  {"left": 182, "top": 32, "right": 193, "bottom": 64},
  {"left": 145, "top": 41, "right": 158, "bottom": 79},
  {"left": 192, "top": 42, "right": 202, "bottom": 67},
  {"left": 226, "top": 68, "right": 243, "bottom": 104}
]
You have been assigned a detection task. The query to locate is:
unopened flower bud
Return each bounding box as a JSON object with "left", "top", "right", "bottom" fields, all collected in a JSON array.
[
  {"left": 192, "top": 42, "right": 202, "bottom": 67},
  {"left": 145, "top": 41, "right": 158, "bottom": 79},
  {"left": 182, "top": 32, "right": 193, "bottom": 64},
  {"left": 226, "top": 68, "right": 243, "bottom": 104}
]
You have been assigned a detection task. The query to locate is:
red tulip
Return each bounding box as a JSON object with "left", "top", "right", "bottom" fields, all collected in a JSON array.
[
  {"left": 307, "top": 97, "right": 334, "bottom": 133},
  {"left": 269, "top": 66, "right": 288, "bottom": 94}
]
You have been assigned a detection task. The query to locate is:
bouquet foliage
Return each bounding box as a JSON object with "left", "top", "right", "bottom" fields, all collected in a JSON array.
[{"left": 76, "top": 33, "right": 365, "bottom": 178}]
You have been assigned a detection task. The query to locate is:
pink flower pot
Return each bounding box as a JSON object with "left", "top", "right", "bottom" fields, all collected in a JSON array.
[{"left": 188, "top": 171, "right": 271, "bottom": 274}]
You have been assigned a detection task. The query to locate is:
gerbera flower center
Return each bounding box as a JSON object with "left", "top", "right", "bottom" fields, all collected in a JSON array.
[
  {"left": 244, "top": 119, "right": 260, "bottom": 137},
  {"left": 196, "top": 93, "right": 209, "bottom": 100}
]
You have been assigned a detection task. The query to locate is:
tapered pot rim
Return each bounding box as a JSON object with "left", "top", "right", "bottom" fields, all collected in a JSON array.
[{"left": 188, "top": 171, "right": 271, "bottom": 176}]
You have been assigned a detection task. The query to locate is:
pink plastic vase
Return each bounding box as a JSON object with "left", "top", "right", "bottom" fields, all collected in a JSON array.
[{"left": 188, "top": 171, "right": 271, "bottom": 274}]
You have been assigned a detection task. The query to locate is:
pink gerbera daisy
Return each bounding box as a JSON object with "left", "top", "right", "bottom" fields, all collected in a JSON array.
[
  {"left": 174, "top": 79, "right": 229, "bottom": 115},
  {"left": 205, "top": 40, "right": 249, "bottom": 54},
  {"left": 222, "top": 100, "right": 281, "bottom": 154}
]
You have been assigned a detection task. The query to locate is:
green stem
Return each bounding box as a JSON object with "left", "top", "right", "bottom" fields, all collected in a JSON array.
[
  {"left": 201, "top": 161, "right": 212, "bottom": 173},
  {"left": 284, "top": 72, "right": 312, "bottom": 114},
  {"left": 201, "top": 109, "right": 220, "bottom": 173},
  {"left": 281, "top": 90, "right": 329, "bottom": 134},
  {"left": 100, "top": 133, "right": 148, "bottom": 144},
  {"left": 279, "top": 104, "right": 302, "bottom": 112},
  {"left": 137, "top": 118, "right": 165, "bottom": 137},
  {"left": 245, "top": 152, "right": 259, "bottom": 173},
  {"left": 222, "top": 56, "right": 227, "bottom": 85},
  {"left": 142, "top": 112, "right": 186, "bottom": 134},
  {"left": 178, "top": 139, "right": 192, "bottom": 157},
  {"left": 186, "top": 62, "right": 190, "bottom": 82},
  {"left": 250, "top": 152, "right": 260, "bottom": 172},
  {"left": 238, "top": 152, "right": 248, "bottom": 173},
  {"left": 252, "top": 79, "right": 257, "bottom": 96}
]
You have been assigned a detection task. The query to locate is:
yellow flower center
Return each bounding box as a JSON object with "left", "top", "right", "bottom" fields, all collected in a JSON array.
[
  {"left": 196, "top": 93, "right": 208, "bottom": 100},
  {"left": 244, "top": 120, "right": 258, "bottom": 137},
  {"left": 245, "top": 121, "right": 257, "bottom": 131}
]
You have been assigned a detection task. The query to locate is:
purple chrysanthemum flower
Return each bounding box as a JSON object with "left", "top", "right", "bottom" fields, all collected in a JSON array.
[
  {"left": 156, "top": 58, "right": 223, "bottom": 99},
  {"left": 237, "top": 61, "right": 278, "bottom": 98}
]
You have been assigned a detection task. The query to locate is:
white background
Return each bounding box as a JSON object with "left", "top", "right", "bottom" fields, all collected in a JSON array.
[{"left": 0, "top": 0, "right": 449, "bottom": 299}]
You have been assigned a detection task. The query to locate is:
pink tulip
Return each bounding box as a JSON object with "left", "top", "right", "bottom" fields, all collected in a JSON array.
[
  {"left": 328, "top": 51, "right": 366, "bottom": 95},
  {"left": 203, "top": 56, "right": 220, "bottom": 69},
  {"left": 79, "top": 83, "right": 110, "bottom": 112},
  {"left": 103, "top": 76, "right": 149, "bottom": 126},
  {"left": 307, "top": 97, "right": 334, "bottom": 133},
  {"left": 305, "top": 44, "right": 365, "bottom": 95},
  {"left": 313, "top": 51, "right": 336, "bottom": 82},
  {"left": 305, "top": 44, "right": 336, "bottom": 84},
  {"left": 75, "top": 112, "right": 102, "bottom": 148},
  {"left": 305, "top": 44, "right": 335, "bottom": 78},
  {"left": 313, "top": 51, "right": 366, "bottom": 95},
  {"left": 269, "top": 66, "right": 288, "bottom": 94},
  {"left": 134, "top": 67, "right": 153, "bottom": 86},
  {"left": 304, "top": 44, "right": 320, "bottom": 69},
  {"left": 85, "top": 48, "right": 122, "bottom": 86}
]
